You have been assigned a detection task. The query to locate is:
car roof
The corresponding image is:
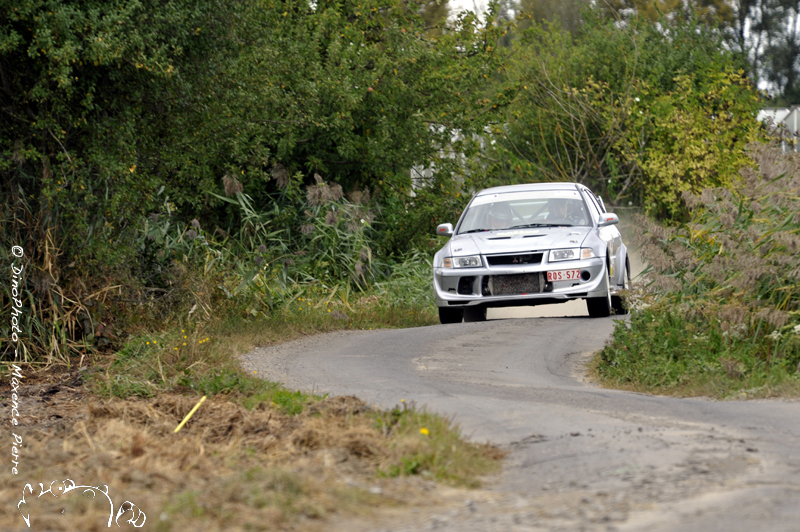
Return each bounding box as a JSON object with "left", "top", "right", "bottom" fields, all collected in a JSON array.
[{"left": 475, "top": 182, "right": 584, "bottom": 196}]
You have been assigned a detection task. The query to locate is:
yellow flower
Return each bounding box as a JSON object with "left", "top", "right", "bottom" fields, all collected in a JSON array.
[
  {"left": 401, "top": 398, "right": 405, "bottom": 403},
  {"left": 146, "top": 342, "right": 150, "bottom": 345},
  {"left": 420, "top": 428, "right": 429, "bottom": 436}
]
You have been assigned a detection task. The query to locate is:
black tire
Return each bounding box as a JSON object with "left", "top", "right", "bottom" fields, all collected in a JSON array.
[
  {"left": 463, "top": 305, "right": 487, "bottom": 322},
  {"left": 587, "top": 262, "right": 612, "bottom": 318},
  {"left": 611, "top": 257, "right": 631, "bottom": 315},
  {"left": 439, "top": 307, "right": 463, "bottom": 324}
]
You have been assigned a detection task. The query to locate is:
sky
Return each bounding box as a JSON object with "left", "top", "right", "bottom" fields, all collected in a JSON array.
[{"left": 449, "top": 0, "right": 489, "bottom": 19}]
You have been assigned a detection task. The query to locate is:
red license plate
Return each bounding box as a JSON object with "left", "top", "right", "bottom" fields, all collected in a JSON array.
[{"left": 547, "top": 269, "right": 581, "bottom": 282}]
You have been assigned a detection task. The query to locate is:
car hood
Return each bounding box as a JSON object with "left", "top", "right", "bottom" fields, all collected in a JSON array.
[{"left": 448, "top": 227, "right": 592, "bottom": 256}]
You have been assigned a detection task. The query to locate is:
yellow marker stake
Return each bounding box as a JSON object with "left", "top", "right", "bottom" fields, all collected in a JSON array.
[{"left": 174, "top": 396, "right": 207, "bottom": 433}]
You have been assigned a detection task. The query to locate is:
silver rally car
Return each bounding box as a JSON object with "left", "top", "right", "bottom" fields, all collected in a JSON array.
[{"left": 433, "top": 182, "right": 630, "bottom": 323}]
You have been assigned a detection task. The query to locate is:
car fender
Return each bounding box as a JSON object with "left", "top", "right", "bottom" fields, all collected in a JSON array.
[{"left": 611, "top": 243, "right": 628, "bottom": 287}]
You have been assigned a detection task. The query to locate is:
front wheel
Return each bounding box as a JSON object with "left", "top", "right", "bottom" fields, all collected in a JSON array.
[
  {"left": 587, "top": 263, "right": 612, "bottom": 318},
  {"left": 587, "top": 294, "right": 611, "bottom": 318},
  {"left": 463, "top": 305, "right": 487, "bottom": 322},
  {"left": 438, "top": 307, "right": 463, "bottom": 324}
]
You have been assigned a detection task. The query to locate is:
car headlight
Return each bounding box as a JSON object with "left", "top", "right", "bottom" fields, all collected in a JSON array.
[
  {"left": 442, "top": 255, "right": 482, "bottom": 268},
  {"left": 548, "top": 248, "right": 595, "bottom": 262}
]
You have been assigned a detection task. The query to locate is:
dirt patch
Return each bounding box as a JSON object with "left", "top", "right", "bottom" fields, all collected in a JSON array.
[{"left": 570, "top": 351, "right": 601, "bottom": 385}]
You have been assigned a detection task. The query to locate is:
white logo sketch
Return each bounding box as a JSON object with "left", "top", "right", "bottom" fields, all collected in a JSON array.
[{"left": 17, "top": 479, "right": 146, "bottom": 528}]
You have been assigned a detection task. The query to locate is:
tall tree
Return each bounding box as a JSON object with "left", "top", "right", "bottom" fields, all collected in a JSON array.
[
  {"left": 762, "top": 0, "right": 800, "bottom": 103},
  {"left": 0, "top": 0, "right": 508, "bottom": 275},
  {"left": 492, "top": 10, "right": 764, "bottom": 220},
  {"left": 419, "top": 0, "right": 450, "bottom": 35},
  {"left": 518, "top": 0, "right": 584, "bottom": 34},
  {"left": 601, "top": 0, "right": 734, "bottom": 26}
]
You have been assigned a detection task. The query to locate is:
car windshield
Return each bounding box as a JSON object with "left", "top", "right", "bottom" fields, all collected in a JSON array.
[{"left": 457, "top": 190, "right": 591, "bottom": 234}]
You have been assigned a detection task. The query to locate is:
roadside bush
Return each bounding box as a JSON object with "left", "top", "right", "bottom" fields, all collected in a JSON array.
[
  {"left": 0, "top": 167, "right": 437, "bottom": 362},
  {"left": 131, "top": 173, "right": 434, "bottom": 324},
  {"left": 599, "top": 143, "right": 800, "bottom": 397},
  {"left": 0, "top": 0, "right": 508, "bottom": 364}
]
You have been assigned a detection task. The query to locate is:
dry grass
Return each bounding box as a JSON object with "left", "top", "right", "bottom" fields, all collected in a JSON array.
[
  {"left": 0, "top": 374, "right": 503, "bottom": 531},
  {"left": 0, "top": 394, "right": 377, "bottom": 531}
]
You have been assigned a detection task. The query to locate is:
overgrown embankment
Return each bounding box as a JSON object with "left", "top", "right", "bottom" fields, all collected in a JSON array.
[{"left": 597, "top": 144, "right": 800, "bottom": 399}]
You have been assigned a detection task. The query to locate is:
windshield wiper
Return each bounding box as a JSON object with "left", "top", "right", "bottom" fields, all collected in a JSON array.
[
  {"left": 510, "top": 223, "right": 571, "bottom": 228},
  {"left": 460, "top": 228, "right": 491, "bottom": 234}
]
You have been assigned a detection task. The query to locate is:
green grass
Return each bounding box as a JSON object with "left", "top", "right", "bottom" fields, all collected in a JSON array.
[
  {"left": 596, "top": 146, "right": 800, "bottom": 399},
  {"left": 596, "top": 304, "right": 800, "bottom": 399},
  {"left": 87, "top": 286, "right": 437, "bottom": 407},
  {"left": 241, "top": 387, "right": 320, "bottom": 416},
  {"left": 374, "top": 402, "right": 506, "bottom": 487}
]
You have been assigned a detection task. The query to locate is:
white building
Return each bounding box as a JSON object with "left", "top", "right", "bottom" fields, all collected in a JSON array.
[{"left": 758, "top": 106, "right": 800, "bottom": 152}]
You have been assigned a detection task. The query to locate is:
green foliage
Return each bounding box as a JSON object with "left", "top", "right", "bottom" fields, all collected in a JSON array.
[
  {"left": 598, "top": 144, "right": 800, "bottom": 398},
  {"left": 494, "top": 8, "right": 765, "bottom": 221},
  {"left": 419, "top": 0, "right": 450, "bottom": 36},
  {"left": 599, "top": 0, "right": 735, "bottom": 28},
  {"left": 1, "top": 0, "right": 229, "bottom": 255},
  {"left": 375, "top": 402, "right": 503, "bottom": 486},
  {"left": 599, "top": 305, "right": 800, "bottom": 398},
  {"left": 603, "top": 0, "right": 800, "bottom": 106},
  {"left": 242, "top": 388, "right": 316, "bottom": 416},
  {"left": 374, "top": 250, "right": 434, "bottom": 307},
  {"left": 0, "top": 0, "right": 511, "bottom": 362},
  {"left": 614, "top": 70, "right": 764, "bottom": 220},
  {"left": 518, "top": 0, "right": 584, "bottom": 35}
]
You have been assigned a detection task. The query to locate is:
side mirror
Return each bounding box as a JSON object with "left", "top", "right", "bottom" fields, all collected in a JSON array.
[
  {"left": 597, "top": 213, "right": 619, "bottom": 227},
  {"left": 436, "top": 223, "right": 454, "bottom": 237}
]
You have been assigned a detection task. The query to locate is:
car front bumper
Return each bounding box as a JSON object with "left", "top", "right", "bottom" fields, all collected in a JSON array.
[{"left": 433, "top": 257, "right": 608, "bottom": 308}]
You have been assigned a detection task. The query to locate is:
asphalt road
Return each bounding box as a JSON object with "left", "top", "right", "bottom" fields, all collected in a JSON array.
[
  {"left": 242, "top": 217, "right": 800, "bottom": 531},
  {"left": 241, "top": 313, "right": 800, "bottom": 532}
]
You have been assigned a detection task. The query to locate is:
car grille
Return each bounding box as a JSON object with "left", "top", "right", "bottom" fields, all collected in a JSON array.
[
  {"left": 486, "top": 252, "right": 543, "bottom": 266},
  {"left": 484, "top": 272, "right": 544, "bottom": 296}
]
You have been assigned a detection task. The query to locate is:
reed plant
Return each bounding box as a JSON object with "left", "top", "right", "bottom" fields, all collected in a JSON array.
[
  {"left": 2, "top": 171, "right": 436, "bottom": 366},
  {"left": 599, "top": 143, "right": 800, "bottom": 398}
]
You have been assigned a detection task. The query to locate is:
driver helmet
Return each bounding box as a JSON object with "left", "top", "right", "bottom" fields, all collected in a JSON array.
[
  {"left": 487, "top": 202, "right": 513, "bottom": 229},
  {"left": 547, "top": 198, "right": 570, "bottom": 218}
]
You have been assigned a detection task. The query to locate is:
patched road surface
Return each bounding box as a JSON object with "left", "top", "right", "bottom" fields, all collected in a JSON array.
[{"left": 241, "top": 312, "right": 800, "bottom": 532}]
